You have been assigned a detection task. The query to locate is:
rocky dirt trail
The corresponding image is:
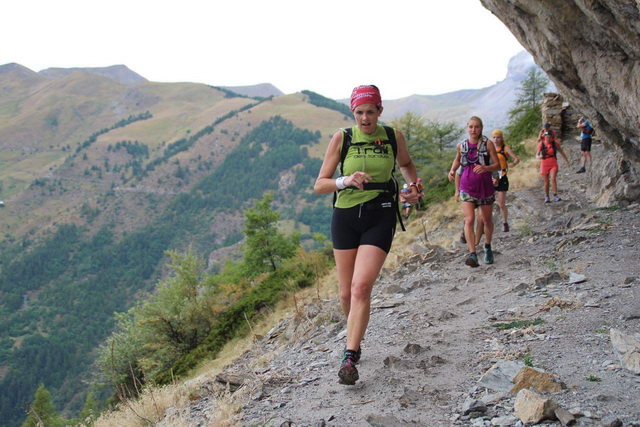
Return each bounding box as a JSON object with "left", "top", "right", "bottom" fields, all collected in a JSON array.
[{"left": 173, "top": 141, "right": 640, "bottom": 426}]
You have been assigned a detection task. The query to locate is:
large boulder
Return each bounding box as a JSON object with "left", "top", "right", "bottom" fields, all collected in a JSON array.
[
  {"left": 514, "top": 389, "right": 558, "bottom": 424},
  {"left": 610, "top": 328, "right": 640, "bottom": 374}
]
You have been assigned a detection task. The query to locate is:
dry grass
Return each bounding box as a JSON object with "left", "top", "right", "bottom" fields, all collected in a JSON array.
[
  {"left": 539, "top": 296, "right": 582, "bottom": 312},
  {"left": 95, "top": 261, "right": 339, "bottom": 425},
  {"left": 94, "top": 383, "right": 196, "bottom": 427},
  {"left": 509, "top": 164, "right": 541, "bottom": 193},
  {"left": 207, "top": 391, "right": 243, "bottom": 427},
  {"left": 191, "top": 267, "right": 338, "bottom": 380},
  {"left": 387, "top": 197, "right": 461, "bottom": 268}
]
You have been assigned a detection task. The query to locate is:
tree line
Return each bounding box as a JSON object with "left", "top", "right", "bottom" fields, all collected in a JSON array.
[{"left": 0, "top": 116, "right": 324, "bottom": 426}]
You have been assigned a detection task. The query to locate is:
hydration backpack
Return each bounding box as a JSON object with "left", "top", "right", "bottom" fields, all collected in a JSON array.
[
  {"left": 336, "top": 126, "right": 405, "bottom": 230},
  {"left": 460, "top": 136, "right": 490, "bottom": 167},
  {"left": 584, "top": 125, "right": 595, "bottom": 136},
  {"left": 540, "top": 139, "right": 557, "bottom": 159}
]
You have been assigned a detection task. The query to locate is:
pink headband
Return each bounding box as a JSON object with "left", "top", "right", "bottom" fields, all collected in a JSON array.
[{"left": 350, "top": 85, "right": 382, "bottom": 111}]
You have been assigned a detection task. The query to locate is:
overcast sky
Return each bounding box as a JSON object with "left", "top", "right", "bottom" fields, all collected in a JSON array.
[{"left": 2, "top": 0, "right": 525, "bottom": 100}]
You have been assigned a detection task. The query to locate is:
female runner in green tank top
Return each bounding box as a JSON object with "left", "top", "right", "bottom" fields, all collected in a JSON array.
[{"left": 314, "top": 85, "right": 419, "bottom": 385}]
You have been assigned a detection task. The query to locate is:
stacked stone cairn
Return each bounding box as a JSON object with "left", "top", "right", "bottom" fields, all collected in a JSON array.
[
  {"left": 542, "top": 92, "right": 584, "bottom": 141},
  {"left": 541, "top": 93, "right": 564, "bottom": 138}
]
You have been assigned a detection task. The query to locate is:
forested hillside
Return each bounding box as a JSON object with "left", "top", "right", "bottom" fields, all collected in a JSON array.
[{"left": 0, "top": 65, "right": 342, "bottom": 425}]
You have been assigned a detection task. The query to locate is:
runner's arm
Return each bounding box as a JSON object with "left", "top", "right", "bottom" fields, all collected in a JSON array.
[
  {"left": 314, "top": 131, "right": 372, "bottom": 194},
  {"left": 505, "top": 146, "right": 520, "bottom": 168},
  {"left": 448, "top": 145, "right": 461, "bottom": 182}
]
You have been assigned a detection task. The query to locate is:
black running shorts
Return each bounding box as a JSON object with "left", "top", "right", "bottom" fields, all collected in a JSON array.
[
  {"left": 495, "top": 175, "right": 509, "bottom": 192},
  {"left": 581, "top": 137, "right": 592, "bottom": 152},
  {"left": 331, "top": 203, "right": 397, "bottom": 253}
]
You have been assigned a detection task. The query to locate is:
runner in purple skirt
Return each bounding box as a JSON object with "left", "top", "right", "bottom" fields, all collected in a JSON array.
[{"left": 448, "top": 116, "right": 500, "bottom": 267}]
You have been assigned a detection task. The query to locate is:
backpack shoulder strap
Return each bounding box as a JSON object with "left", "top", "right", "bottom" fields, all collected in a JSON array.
[
  {"left": 381, "top": 126, "right": 406, "bottom": 231},
  {"left": 480, "top": 136, "right": 489, "bottom": 166},
  {"left": 339, "top": 127, "right": 353, "bottom": 176},
  {"left": 382, "top": 126, "right": 398, "bottom": 159},
  {"left": 459, "top": 139, "right": 469, "bottom": 166}
]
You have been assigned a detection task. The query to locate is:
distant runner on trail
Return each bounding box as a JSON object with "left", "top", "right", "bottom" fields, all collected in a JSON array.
[
  {"left": 314, "top": 85, "right": 419, "bottom": 385},
  {"left": 416, "top": 177, "right": 426, "bottom": 210},
  {"left": 537, "top": 122, "right": 557, "bottom": 144},
  {"left": 451, "top": 166, "right": 482, "bottom": 245},
  {"left": 536, "top": 131, "right": 570, "bottom": 203},
  {"left": 474, "top": 129, "right": 520, "bottom": 249},
  {"left": 401, "top": 183, "right": 411, "bottom": 219},
  {"left": 448, "top": 116, "right": 500, "bottom": 268},
  {"left": 576, "top": 116, "right": 594, "bottom": 173},
  {"left": 488, "top": 129, "right": 519, "bottom": 232}
]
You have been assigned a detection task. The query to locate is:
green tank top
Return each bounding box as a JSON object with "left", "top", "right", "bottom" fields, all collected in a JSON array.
[{"left": 334, "top": 125, "right": 396, "bottom": 209}]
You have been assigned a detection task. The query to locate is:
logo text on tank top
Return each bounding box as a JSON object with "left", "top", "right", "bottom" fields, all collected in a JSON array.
[{"left": 351, "top": 145, "right": 390, "bottom": 158}]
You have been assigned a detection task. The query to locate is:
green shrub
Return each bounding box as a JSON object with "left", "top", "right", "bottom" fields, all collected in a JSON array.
[{"left": 505, "top": 106, "right": 541, "bottom": 157}]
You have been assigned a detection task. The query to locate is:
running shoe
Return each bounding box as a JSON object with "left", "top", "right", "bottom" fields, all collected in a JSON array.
[
  {"left": 553, "top": 195, "right": 562, "bottom": 202},
  {"left": 465, "top": 252, "right": 479, "bottom": 268},
  {"left": 338, "top": 354, "right": 359, "bottom": 385},
  {"left": 503, "top": 223, "right": 510, "bottom": 232},
  {"left": 342, "top": 346, "right": 362, "bottom": 364},
  {"left": 576, "top": 167, "right": 586, "bottom": 174},
  {"left": 484, "top": 247, "right": 494, "bottom": 264},
  {"left": 544, "top": 196, "right": 551, "bottom": 203},
  {"left": 353, "top": 347, "right": 362, "bottom": 364}
]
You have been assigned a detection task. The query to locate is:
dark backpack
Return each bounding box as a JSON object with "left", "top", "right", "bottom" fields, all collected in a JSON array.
[
  {"left": 540, "top": 139, "right": 557, "bottom": 159},
  {"left": 336, "top": 126, "right": 405, "bottom": 231}
]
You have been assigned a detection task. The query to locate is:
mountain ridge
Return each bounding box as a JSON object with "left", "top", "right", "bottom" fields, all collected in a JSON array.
[
  {"left": 381, "top": 50, "right": 554, "bottom": 130},
  {"left": 39, "top": 64, "right": 147, "bottom": 86},
  {"left": 2, "top": 50, "right": 544, "bottom": 132}
]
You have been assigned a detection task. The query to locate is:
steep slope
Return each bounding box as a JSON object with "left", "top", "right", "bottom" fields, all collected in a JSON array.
[
  {"left": 0, "top": 65, "right": 340, "bottom": 426},
  {"left": 480, "top": 0, "right": 640, "bottom": 205},
  {"left": 156, "top": 140, "right": 640, "bottom": 426}
]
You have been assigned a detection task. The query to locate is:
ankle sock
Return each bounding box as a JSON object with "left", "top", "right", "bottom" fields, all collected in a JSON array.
[{"left": 484, "top": 244, "right": 491, "bottom": 250}]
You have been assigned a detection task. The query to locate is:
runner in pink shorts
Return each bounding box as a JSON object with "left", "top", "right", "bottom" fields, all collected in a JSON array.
[{"left": 536, "top": 132, "right": 570, "bottom": 203}]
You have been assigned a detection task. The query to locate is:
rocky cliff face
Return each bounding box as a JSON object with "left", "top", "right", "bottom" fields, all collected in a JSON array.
[{"left": 480, "top": 0, "right": 640, "bottom": 205}]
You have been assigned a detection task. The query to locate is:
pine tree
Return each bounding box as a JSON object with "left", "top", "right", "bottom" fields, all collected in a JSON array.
[
  {"left": 505, "top": 67, "right": 550, "bottom": 152},
  {"left": 243, "top": 192, "right": 299, "bottom": 274},
  {"left": 23, "top": 384, "right": 63, "bottom": 427},
  {"left": 508, "top": 67, "right": 549, "bottom": 120},
  {"left": 391, "top": 112, "right": 462, "bottom": 184},
  {"left": 79, "top": 391, "right": 98, "bottom": 423},
  {"left": 391, "top": 112, "right": 430, "bottom": 166},
  {"left": 427, "top": 119, "right": 464, "bottom": 153}
]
